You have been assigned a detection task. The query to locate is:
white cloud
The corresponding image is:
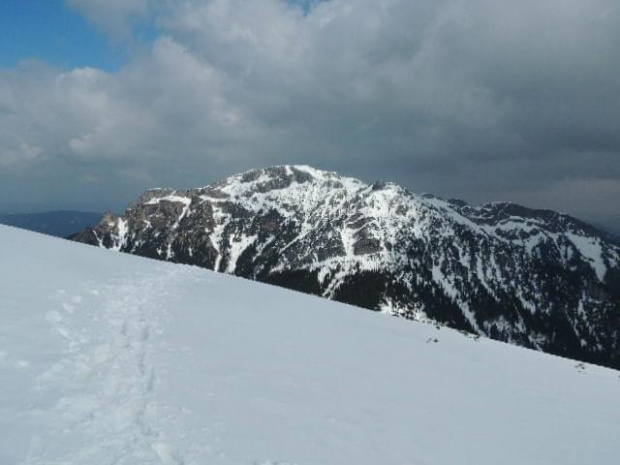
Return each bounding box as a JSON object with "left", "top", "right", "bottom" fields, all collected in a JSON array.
[
  {"left": 66, "top": 0, "right": 152, "bottom": 39},
  {"left": 1, "top": 0, "right": 619, "bottom": 219}
]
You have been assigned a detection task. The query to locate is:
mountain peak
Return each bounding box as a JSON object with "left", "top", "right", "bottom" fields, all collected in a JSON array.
[
  {"left": 221, "top": 165, "right": 361, "bottom": 189},
  {"left": 73, "top": 166, "right": 620, "bottom": 369}
]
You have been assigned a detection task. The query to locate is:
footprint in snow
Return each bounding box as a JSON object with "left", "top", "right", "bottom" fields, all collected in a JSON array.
[
  {"left": 61, "top": 295, "right": 83, "bottom": 313},
  {"left": 152, "top": 443, "right": 184, "bottom": 465},
  {"left": 254, "top": 461, "right": 298, "bottom": 465}
]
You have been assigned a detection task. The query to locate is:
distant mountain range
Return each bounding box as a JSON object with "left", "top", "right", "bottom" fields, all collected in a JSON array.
[
  {"left": 72, "top": 165, "right": 620, "bottom": 369},
  {"left": 0, "top": 211, "right": 102, "bottom": 238},
  {"left": 593, "top": 217, "right": 620, "bottom": 241}
]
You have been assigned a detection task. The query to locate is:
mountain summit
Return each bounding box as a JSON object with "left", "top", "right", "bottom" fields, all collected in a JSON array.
[{"left": 73, "top": 165, "right": 620, "bottom": 368}]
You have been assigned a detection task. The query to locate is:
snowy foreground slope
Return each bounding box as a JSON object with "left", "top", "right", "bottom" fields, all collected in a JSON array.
[{"left": 1, "top": 225, "right": 619, "bottom": 465}]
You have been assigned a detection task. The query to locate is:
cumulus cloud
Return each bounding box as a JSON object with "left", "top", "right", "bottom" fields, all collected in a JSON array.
[
  {"left": 66, "top": 0, "right": 152, "bottom": 40},
  {"left": 1, "top": 0, "right": 619, "bottom": 224}
]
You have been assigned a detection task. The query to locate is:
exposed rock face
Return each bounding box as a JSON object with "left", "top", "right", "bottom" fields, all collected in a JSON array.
[{"left": 73, "top": 165, "right": 620, "bottom": 368}]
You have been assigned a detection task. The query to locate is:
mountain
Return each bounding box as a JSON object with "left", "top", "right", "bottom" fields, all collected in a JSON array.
[
  {"left": 2, "top": 225, "right": 619, "bottom": 464},
  {"left": 73, "top": 165, "right": 620, "bottom": 369},
  {"left": 0, "top": 210, "right": 102, "bottom": 238}
]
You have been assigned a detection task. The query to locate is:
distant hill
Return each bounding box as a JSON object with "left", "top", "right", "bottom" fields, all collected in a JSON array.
[
  {"left": 0, "top": 211, "right": 102, "bottom": 238},
  {"left": 596, "top": 216, "right": 620, "bottom": 241}
]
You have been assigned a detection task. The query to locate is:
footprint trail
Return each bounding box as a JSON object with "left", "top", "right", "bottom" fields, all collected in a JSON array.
[{"left": 26, "top": 268, "right": 189, "bottom": 465}]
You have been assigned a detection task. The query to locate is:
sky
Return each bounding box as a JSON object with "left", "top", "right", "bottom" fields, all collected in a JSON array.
[
  {"left": 0, "top": 0, "right": 123, "bottom": 71},
  {"left": 0, "top": 0, "right": 618, "bottom": 230}
]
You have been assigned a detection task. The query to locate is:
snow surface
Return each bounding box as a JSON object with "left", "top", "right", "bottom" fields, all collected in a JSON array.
[
  {"left": 566, "top": 232, "right": 608, "bottom": 281},
  {"left": 1, "top": 225, "right": 619, "bottom": 465}
]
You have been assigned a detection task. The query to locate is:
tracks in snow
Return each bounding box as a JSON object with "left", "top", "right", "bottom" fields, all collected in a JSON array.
[{"left": 25, "top": 267, "right": 186, "bottom": 465}]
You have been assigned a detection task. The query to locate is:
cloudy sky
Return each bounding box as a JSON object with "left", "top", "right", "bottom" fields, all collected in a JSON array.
[{"left": 1, "top": 0, "right": 618, "bottom": 228}]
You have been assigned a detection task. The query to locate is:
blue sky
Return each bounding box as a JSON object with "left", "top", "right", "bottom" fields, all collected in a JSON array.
[
  {"left": 0, "top": 0, "right": 123, "bottom": 70},
  {"left": 0, "top": 0, "right": 319, "bottom": 71}
]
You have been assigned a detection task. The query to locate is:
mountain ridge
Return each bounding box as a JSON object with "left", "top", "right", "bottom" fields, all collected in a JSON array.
[{"left": 72, "top": 165, "right": 620, "bottom": 368}]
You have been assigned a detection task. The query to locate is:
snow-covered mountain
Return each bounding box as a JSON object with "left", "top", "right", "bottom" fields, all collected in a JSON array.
[
  {"left": 2, "top": 225, "right": 619, "bottom": 464},
  {"left": 73, "top": 165, "right": 620, "bottom": 369}
]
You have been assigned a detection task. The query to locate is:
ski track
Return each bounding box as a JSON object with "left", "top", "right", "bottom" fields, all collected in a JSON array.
[{"left": 25, "top": 268, "right": 189, "bottom": 465}]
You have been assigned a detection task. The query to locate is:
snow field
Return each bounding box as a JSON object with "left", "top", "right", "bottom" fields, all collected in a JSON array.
[{"left": 1, "top": 225, "right": 619, "bottom": 464}]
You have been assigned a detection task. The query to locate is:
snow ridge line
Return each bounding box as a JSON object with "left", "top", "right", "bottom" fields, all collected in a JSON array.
[{"left": 25, "top": 268, "right": 186, "bottom": 465}]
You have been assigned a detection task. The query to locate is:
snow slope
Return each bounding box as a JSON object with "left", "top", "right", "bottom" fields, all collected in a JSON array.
[{"left": 1, "top": 225, "right": 619, "bottom": 465}]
